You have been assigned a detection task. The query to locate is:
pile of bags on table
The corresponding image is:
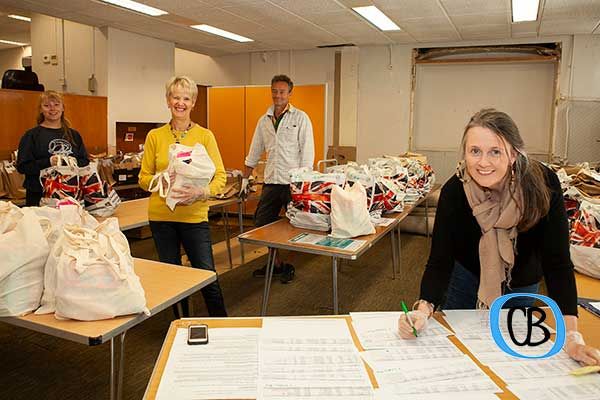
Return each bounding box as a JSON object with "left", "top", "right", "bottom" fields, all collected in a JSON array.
[
  {"left": 286, "top": 156, "right": 435, "bottom": 238},
  {"left": 40, "top": 155, "right": 121, "bottom": 217},
  {"left": 0, "top": 201, "right": 149, "bottom": 320},
  {"left": 551, "top": 162, "right": 600, "bottom": 278}
]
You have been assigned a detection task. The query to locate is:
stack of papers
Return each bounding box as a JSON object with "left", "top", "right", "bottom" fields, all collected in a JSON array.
[
  {"left": 258, "top": 319, "right": 374, "bottom": 399},
  {"left": 350, "top": 312, "right": 501, "bottom": 399},
  {"left": 443, "top": 309, "right": 600, "bottom": 399}
]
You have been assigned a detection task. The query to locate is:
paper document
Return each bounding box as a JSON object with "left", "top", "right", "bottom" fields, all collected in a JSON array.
[
  {"left": 351, "top": 313, "right": 451, "bottom": 350},
  {"left": 374, "top": 390, "right": 501, "bottom": 400},
  {"left": 155, "top": 328, "right": 259, "bottom": 400},
  {"left": 371, "top": 356, "right": 489, "bottom": 385},
  {"left": 259, "top": 319, "right": 373, "bottom": 399},
  {"left": 361, "top": 346, "right": 463, "bottom": 366},
  {"left": 373, "top": 377, "right": 500, "bottom": 396},
  {"left": 487, "top": 358, "right": 581, "bottom": 382},
  {"left": 289, "top": 232, "right": 366, "bottom": 251},
  {"left": 507, "top": 375, "right": 600, "bottom": 400}
]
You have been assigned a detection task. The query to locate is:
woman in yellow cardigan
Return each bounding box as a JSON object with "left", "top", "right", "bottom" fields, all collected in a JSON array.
[{"left": 139, "top": 76, "right": 227, "bottom": 317}]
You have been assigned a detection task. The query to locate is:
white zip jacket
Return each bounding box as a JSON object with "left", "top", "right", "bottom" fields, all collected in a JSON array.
[{"left": 245, "top": 104, "right": 315, "bottom": 184}]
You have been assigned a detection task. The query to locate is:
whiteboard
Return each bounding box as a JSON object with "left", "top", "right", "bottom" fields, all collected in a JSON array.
[{"left": 413, "top": 62, "right": 556, "bottom": 154}]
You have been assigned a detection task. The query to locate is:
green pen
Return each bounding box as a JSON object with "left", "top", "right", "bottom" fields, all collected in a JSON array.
[{"left": 401, "top": 300, "right": 418, "bottom": 337}]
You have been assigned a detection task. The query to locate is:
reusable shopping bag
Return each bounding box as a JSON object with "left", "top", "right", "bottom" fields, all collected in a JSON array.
[
  {"left": 35, "top": 204, "right": 100, "bottom": 315},
  {"left": 330, "top": 182, "right": 375, "bottom": 238},
  {"left": 148, "top": 144, "right": 216, "bottom": 211},
  {"left": 53, "top": 218, "right": 149, "bottom": 321},
  {"left": 286, "top": 167, "right": 345, "bottom": 231},
  {"left": 40, "top": 155, "right": 81, "bottom": 204},
  {"left": 0, "top": 202, "right": 49, "bottom": 316}
]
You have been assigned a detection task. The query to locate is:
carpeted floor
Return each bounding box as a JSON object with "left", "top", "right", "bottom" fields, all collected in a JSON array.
[{"left": 0, "top": 227, "right": 430, "bottom": 400}]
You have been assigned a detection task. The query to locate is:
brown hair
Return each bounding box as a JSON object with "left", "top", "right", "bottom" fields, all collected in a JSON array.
[
  {"left": 36, "top": 90, "right": 75, "bottom": 144},
  {"left": 271, "top": 74, "right": 293, "bottom": 92},
  {"left": 461, "top": 108, "right": 550, "bottom": 231}
]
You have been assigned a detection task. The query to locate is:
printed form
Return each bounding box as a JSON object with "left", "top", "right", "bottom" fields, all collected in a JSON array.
[
  {"left": 155, "top": 328, "right": 259, "bottom": 400},
  {"left": 258, "top": 318, "right": 374, "bottom": 399}
]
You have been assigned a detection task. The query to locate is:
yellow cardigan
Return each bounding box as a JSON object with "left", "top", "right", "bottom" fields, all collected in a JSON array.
[{"left": 138, "top": 123, "right": 226, "bottom": 223}]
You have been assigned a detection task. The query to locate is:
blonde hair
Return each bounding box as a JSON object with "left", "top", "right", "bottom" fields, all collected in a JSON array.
[
  {"left": 165, "top": 76, "right": 198, "bottom": 101},
  {"left": 36, "top": 90, "right": 74, "bottom": 144}
]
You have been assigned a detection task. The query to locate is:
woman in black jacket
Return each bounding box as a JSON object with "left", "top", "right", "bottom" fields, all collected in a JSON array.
[
  {"left": 398, "top": 108, "right": 600, "bottom": 366},
  {"left": 16, "top": 90, "right": 89, "bottom": 206}
]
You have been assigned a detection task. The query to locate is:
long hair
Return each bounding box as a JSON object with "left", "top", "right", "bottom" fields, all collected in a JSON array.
[
  {"left": 461, "top": 108, "right": 550, "bottom": 231},
  {"left": 36, "top": 90, "right": 75, "bottom": 144}
]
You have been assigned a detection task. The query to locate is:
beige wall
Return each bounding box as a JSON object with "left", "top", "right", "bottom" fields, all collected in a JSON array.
[
  {"left": 106, "top": 27, "right": 174, "bottom": 149},
  {"left": 30, "top": 14, "right": 106, "bottom": 96},
  {"left": 0, "top": 46, "right": 31, "bottom": 77}
]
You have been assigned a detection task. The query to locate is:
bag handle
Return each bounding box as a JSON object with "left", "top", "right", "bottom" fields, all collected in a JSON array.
[{"left": 148, "top": 171, "right": 170, "bottom": 198}]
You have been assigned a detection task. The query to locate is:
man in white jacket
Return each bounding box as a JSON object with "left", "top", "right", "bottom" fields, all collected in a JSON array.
[{"left": 243, "top": 74, "right": 315, "bottom": 283}]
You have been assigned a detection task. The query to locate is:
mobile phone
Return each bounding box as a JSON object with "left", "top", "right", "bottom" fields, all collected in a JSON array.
[{"left": 187, "top": 324, "right": 209, "bottom": 345}]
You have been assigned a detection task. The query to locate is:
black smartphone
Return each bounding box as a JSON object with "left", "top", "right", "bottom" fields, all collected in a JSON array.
[{"left": 187, "top": 324, "right": 209, "bottom": 345}]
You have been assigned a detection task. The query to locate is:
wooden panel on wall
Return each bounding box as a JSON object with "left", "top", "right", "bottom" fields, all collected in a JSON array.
[
  {"left": 291, "top": 85, "right": 325, "bottom": 165},
  {"left": 116, "top": 122, "right": 163, "bottom": 153},
  {"left": 244, "top": 87, "right": 273, "bottom": 159},
  {"left": 0, "top": 89, "right": 108, "bottom": 159},
  {"left": 208, "top": 87, "right": 246, "bottom": 170},
  {"left": 191, "top": 85, "right": 208, "bottom": 128}
]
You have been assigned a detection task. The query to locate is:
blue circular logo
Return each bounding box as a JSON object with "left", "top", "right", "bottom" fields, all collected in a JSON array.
[{"left": 489, "top": 293, "right": 565, "bottom": 359}]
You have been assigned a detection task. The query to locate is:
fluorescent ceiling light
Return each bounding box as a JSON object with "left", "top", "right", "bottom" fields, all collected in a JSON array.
[
  {"left": 191, "top": 24, "right": 253, "bottom": 42},
  {"left": 8, "top": 15, "right": 31, "bottom": 22},
  {"left": 0, "top": 39, "right": 29, "bottom": 46},
  {"left": 100, "top": 0, "right": 167, "bottom": 16},
  {"left": 511, "top": 0, "right": 540, "bottom": 22},
  {"left": 352, "top": 6, "right": 401, "bottom": 31}
]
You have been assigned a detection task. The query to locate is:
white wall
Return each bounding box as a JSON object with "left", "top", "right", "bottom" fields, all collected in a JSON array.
[
  {"left": 106, "top": 27, "right": 174, "bottom": 149},
  {"left": 30, "top": 14, "right": 106, "bottom": 95},
  {"left": 354, "top": 36, "right": 581, "bottom": 166},
  {"left": 571, "top": 35, "right": 600, "bottom": 99},
  {"left": 0, "top": 46, "right": 31, "bottom": 76},
  {"left": 175, "top": 47, "right": 335, "bottom": 152}
]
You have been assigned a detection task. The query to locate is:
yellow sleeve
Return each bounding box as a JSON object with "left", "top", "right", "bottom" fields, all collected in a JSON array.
[
  {"left": 205, "top": 130, "right": 226, "bottom": 196},
  {"left": 138, "top": 130, "right": 157, "bottom": 191}
]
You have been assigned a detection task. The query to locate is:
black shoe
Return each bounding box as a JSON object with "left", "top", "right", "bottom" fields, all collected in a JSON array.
[
  {"left": 253, "top": 264, "right": 284, "bottom": 278},
  {"left": 280, "top": 264, "right": 295, "bottom": 284}
]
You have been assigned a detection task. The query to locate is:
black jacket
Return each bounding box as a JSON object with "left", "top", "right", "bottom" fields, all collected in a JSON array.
[
  {"left": 420, "top": 166, "right": 577, "bottom": 316},
  {"left": 16, "top": 125, "right": 89, "bottom": 193}
]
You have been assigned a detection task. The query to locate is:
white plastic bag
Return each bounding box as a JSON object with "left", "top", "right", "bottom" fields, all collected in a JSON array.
[
  {"left": 0, "top": 202, "right": 49, "bottom": 316},
  {"left": 53, "top": 218, "right": 149, "bottom": 321},
  {"left": 330, "top": 182, "right": 375, "bottom": 238}
]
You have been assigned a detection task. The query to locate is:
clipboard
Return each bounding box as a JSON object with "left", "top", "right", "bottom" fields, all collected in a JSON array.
[{"left": 578, "top": 297, "right": 600, "bottom": 318}]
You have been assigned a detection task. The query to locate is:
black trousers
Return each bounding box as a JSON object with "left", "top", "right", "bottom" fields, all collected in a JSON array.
[
  {"left": 254, "top": 184, "right": 291, "bottom": 227},
  {"left": 149, "top": 220, "right": 227, "bottom": 317}
]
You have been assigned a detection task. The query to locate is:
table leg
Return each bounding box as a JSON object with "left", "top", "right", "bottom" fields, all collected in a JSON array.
[
  {"left": 261, "top": 248, "right": 277, "bottom": 316},
  {"left": 238, "top": 200, "right": 245, "bottom": 265},
  {"left": 397, "top": 227, "right": 402, "bottom": 274},
  {"left": 110, "top": 337, "right": 115, "bottom": 400},
  {"left": 332, "top": 257, "right": 339, "bottom": 315},
  {"left": 425, "top": 197, "right": 430, "bottom": 238},
  {"left": 222, "top": 209, "right": 233, "bottom": 269},
  {"left": 117, "top": 332, "right": 126, "bottom": 400},
  {"left": 390, "top": 227, "right": 398, "bottom": 280},
  {"left": 110, "top": 331, "right": 127, "bottom": 400}
]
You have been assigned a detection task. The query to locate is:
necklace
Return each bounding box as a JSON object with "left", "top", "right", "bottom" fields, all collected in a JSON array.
[{"left": 170, "top": 120, "right": 193, "bottom": 143}]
